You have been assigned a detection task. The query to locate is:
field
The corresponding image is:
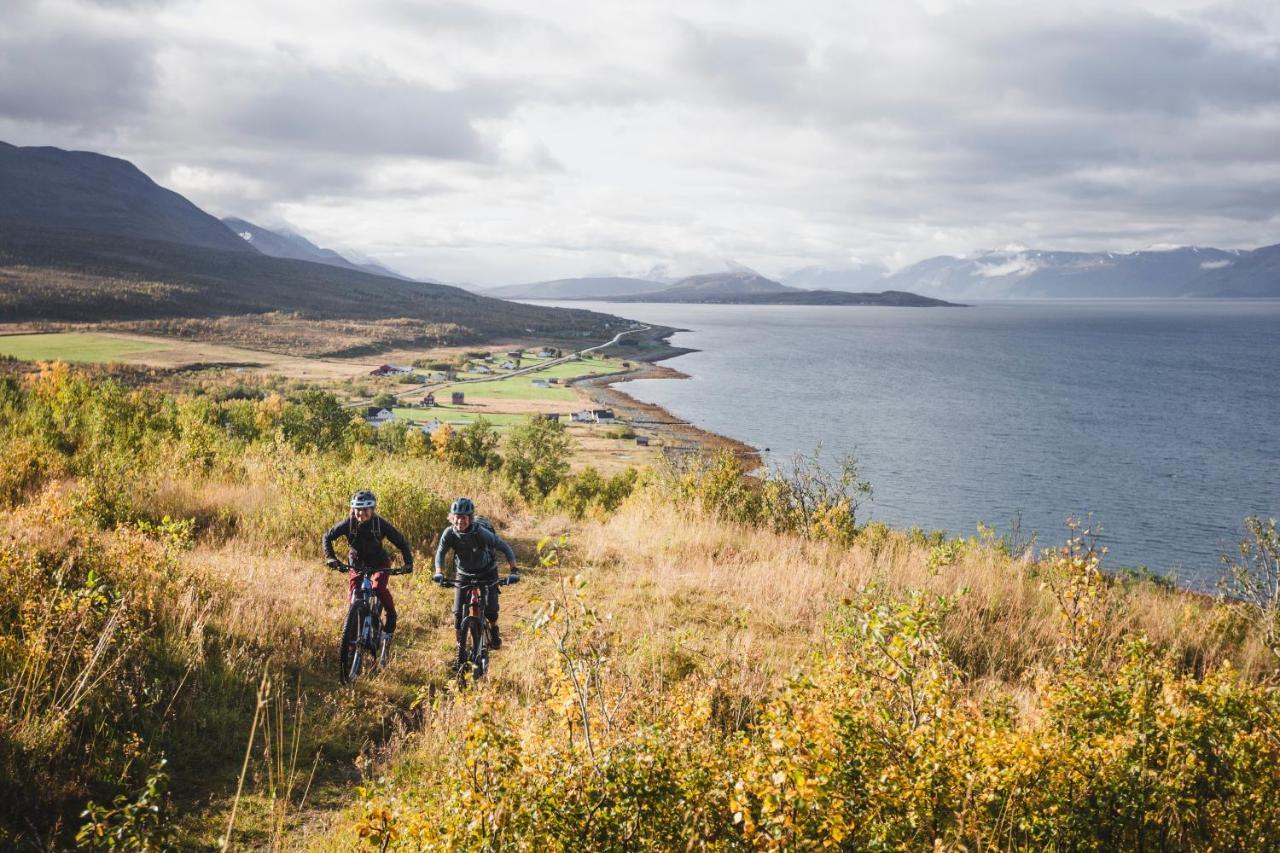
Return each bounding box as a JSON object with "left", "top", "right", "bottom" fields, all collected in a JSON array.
[{"left": 0, "top": 332, "right": 168, "bottom": 362}]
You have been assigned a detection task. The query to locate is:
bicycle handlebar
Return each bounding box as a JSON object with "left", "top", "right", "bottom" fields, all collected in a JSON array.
[
  {"left": 433, "top": 575, "right": 518, "bottom": 588},
  {"left": 332, "top": 562, "right": 412, "bottom": 576}
]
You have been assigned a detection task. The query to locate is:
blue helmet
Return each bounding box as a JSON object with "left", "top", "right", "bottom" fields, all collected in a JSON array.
[
  {"left": 350, "top": 490, "right": 377, "bottom": 510},
  {"left": 450, "top": 497, "right": 475, "bottom": 516}
]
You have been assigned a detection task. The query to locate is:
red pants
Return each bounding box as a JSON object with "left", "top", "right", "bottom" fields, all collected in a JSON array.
[{"left": 348, "top": 570, "right": 397, "bottom": 632}]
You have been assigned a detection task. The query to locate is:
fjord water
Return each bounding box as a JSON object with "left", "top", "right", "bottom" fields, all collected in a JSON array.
[{"left": 553, "top": 300, "right": 1280, "bottom": 590}]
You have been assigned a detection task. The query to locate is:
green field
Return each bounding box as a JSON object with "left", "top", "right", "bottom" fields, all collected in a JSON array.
[
  {"left": 0, "top": 332, "right": 168, "bottom": 363},
  {"left": 440, "top": 356, "right": 625, "bottom": 402},
  {"left": 390, "top": 408, "right": 532, "bottom": 429}
]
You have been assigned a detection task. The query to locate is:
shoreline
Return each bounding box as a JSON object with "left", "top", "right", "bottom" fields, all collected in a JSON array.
[{"left": 571, "top": 339, "right": 763, "bottom": 470}]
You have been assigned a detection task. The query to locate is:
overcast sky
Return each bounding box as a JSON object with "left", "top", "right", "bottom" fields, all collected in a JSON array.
[{"left": 3, "top": 0, "right": 1278, "bottom": 284}]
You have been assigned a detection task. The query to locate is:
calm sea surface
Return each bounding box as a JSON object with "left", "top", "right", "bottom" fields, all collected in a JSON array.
[{"left": 542, "top": 299, "right": 1280, "bottom": 590}]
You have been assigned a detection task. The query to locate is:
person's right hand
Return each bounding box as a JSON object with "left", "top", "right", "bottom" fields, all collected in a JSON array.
[{"left": 326, "top": 558, "right": 342, "bottom": 571}]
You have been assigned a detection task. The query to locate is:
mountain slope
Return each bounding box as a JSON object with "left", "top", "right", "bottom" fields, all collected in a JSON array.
[
  {"left": 884, "top": 247, "right": 1243, "bottom": 299},
  {"left": 0, "top": 142, "right": 251, "bottom": 253},
  {"left": 0, "top": 224, "right": 622, "bottom": 343},
  {"left": 222, "top": 217, "right": 415, "bottom": 280},
  {"left": 1189, "top": 243, "right": 1280, "bottom": 297},
  {"left": 483, "top": 277, "right": 667, "bottom": 300},
  {"left": 646, "top": 271, "right": 792, "bottom": 300},
  {"left": 783, "top": 262, "right": 889, "bottom": 292}
]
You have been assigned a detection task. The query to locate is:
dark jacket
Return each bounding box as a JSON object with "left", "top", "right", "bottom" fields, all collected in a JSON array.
[
  {"left": 323, "top": 513, "right": 414, "bottom": 570},
  {"left": 434, "top": 524, "right": 516, "bottom": 582}
]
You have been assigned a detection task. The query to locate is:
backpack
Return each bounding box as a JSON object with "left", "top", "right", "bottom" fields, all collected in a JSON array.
[{"left": 471, "top": 516, "right": 497, "bottom": 566}]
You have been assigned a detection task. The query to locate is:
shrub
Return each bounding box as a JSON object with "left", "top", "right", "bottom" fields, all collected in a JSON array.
[{"left": 503, "top": 416, "right": 571, "bottom": 499}]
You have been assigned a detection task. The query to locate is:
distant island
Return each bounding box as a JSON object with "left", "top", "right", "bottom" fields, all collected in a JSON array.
[{"left": 491, "top": 271, "right": 961, "bottom": 306}]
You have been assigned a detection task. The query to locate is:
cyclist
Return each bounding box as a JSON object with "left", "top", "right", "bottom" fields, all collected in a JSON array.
[
  {"left": 323, "top": 490, "right": 414, "bottom": 651},
  {"left": 432, "top": 497, "right": 519, "bottom": 654}
]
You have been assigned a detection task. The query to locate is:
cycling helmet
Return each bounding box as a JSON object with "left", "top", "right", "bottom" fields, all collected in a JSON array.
[
  {"left": 350, "top": 490, "right": 377, "bottom": 510},
  {"left": 450, "top": 497, "right": 475, "bottom": 516}
]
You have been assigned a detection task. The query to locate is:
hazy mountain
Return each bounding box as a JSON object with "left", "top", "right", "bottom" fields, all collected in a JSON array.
[
  {"left": 222, "top": 217, "right": 414, "bottom": 280},
  {"left": 0, "top": 141, "right": 251, "bottom": 253},
  {"left": 1188, "top": 243, "right": 1280, "bottom": 297},
  {"left": 612, "top": 287, "right": 957, "bottom": 306},
  {"left": 883, "top": 246, "right": 1244, "bottom": 298},
  {"left": 783, "top": 262, "right": 889, "bottom": 292},
  {"left": 483, "top": 276, "right": 666, "bottom": 300},
  {"left": 642, "top": 271, "right": 792, "bottom": 300}
]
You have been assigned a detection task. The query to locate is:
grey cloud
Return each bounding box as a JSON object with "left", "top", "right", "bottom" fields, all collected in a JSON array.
[
  {"left": 678, "top": 22, "right": 809, "bottom": 106},
  {"left": 0, "top": 28, "right": 157, "bottom": 126},
  {"left": 224, "top": 68, "right": 507, "bottom": 160},
  {"left": 974, "top": 12, "right": 1280, "bottom": 117}
]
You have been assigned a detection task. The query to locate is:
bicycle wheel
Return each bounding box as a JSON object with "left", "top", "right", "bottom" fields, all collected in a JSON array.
[
  {"left": 459, "top": 615, "right": 487, "bottom": 680},
  {"left": 339, "top": 603, "right": 364, "bottom": 684}
]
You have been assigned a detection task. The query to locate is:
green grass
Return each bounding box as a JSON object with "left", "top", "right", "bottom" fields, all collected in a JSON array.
[
  {"left": 438, "top": 356, "right": 626, "bottom": 403},
  {"left": 0, "top": 332, "right": 168, "bottom": 363},
  {"left": 390, "top": 408, "right": 531, "bottom": 429}
]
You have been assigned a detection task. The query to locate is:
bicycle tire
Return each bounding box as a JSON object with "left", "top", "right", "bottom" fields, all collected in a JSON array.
[
  {"left": 339, "top": 603, "right": 364, "bottom": 684},
  {"left": 459, "top": 614, "right": 487, "bottom": 680}
]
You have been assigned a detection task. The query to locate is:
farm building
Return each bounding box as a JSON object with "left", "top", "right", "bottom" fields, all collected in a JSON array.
[
  {"left": 451, "top": 392, "right": 465, "bottom": 405},
  {"left": 363, "top": 407, "right": 395, "bottom": 425},
  {"left": 537, "top": 348, "right": 556, "bottom": 358},
  {"left": 418, "top": 418, "right": 445, "bottom": 436},
  {"left": 421, "top": 393, "right": 436, "bottom": 407},
  {"left": 471, "top": 365, "right": 493, "bottom": 374},
  {"left": 635, "top": 436, "right": 649, "bottom": 447},
  {"left": 501, "top": 360, "right": 518, "bottom": 370},
  {"left": 369, "top": 364, "right": 413, "bottom": 377},
  {"left": 570, "top": 409, "right": 617, "bottom": 424},
  {"left": 531, "top": 379, "right": 549, "bottom": 388},
  {"left": 506, "top": 351, "right": 523, "bottom": 359}
]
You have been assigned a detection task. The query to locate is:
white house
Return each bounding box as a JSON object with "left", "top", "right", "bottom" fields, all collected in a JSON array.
[
  {"left": 418, "top": 418, "right": 445, "bottom": 436},
  {"left": 501, "top": 360, "right": 518, "bottom": 370},
  {"left": 364, "top": 407, "right": 395, "bottom": 426},
  {"left": 531, "top": 379, "right": 550, "bottom": 388}
]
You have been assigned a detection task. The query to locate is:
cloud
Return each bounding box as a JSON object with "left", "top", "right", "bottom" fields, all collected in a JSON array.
[
  {"left": 0, "top": 22, "right": 157, "bottom": 127},
  {"left": 1, "top": 0, "right": 1279, "bottom": 283}
]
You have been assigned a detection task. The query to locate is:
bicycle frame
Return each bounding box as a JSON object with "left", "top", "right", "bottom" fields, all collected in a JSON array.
[
  {"left": 437, "top": 577, "right": 509, "bottom": 680},
  {"left": 337, "top": 563, "right": 405, "bottom": 684}
]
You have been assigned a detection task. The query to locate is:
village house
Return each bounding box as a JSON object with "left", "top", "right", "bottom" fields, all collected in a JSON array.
[
  {"left": 418, "top": 418, "right": 445, "bottom": 436},
  {"left": 421, "top": 393, "right": 436, "bottom": 407},
  {"left": 369, "top": 364, "right": 413, "bottom": 377},
  {"left": 451, "top": 392, "right": 465, "bottom": 405},
  {"left": 531, "top": 379, "right": 549, "bottom": 388},
  {"left": 548, "top": 378, "right": 559, "bottom": 384},
  {"left": 501, "top": 360, "right": 517, "bottom": 370},
  {"left": 505, "top": 350, "right": 523, "bottom": 359},
  {"left": 570, "top": 409, "right": 616, "bottom": 424},
  {"left": 471, "top": 364, "right": 493, "bottom": 374},
  {"left": 537, "top": 348, "right": 556, "bottom": 358},
  {"left": 363, "top": 407, "right": 395, "bottom": 426},
  {"left": 635, "top": 436, "right": 649, "bottom": 447}
]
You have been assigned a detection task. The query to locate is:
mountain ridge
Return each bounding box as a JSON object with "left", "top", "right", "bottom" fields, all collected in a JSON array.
[{"left": 0, "top": 142, "right": 252, "bottom": 253}]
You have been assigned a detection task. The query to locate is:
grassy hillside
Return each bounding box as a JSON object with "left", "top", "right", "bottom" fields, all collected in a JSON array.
[
  {"left": 0, "top": 225, "right": 627, "bottom": 354},
  {"left": 1, "top": 361, "right": 1278, "bottom": 849}
]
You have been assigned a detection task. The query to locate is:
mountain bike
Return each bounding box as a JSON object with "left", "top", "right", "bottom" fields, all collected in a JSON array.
[
  {"left": 336, "top": 563, "right": 409, "bottom": 684},
  {"left": 433, "top": 575, "right": 518, "bottom": 681}
]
